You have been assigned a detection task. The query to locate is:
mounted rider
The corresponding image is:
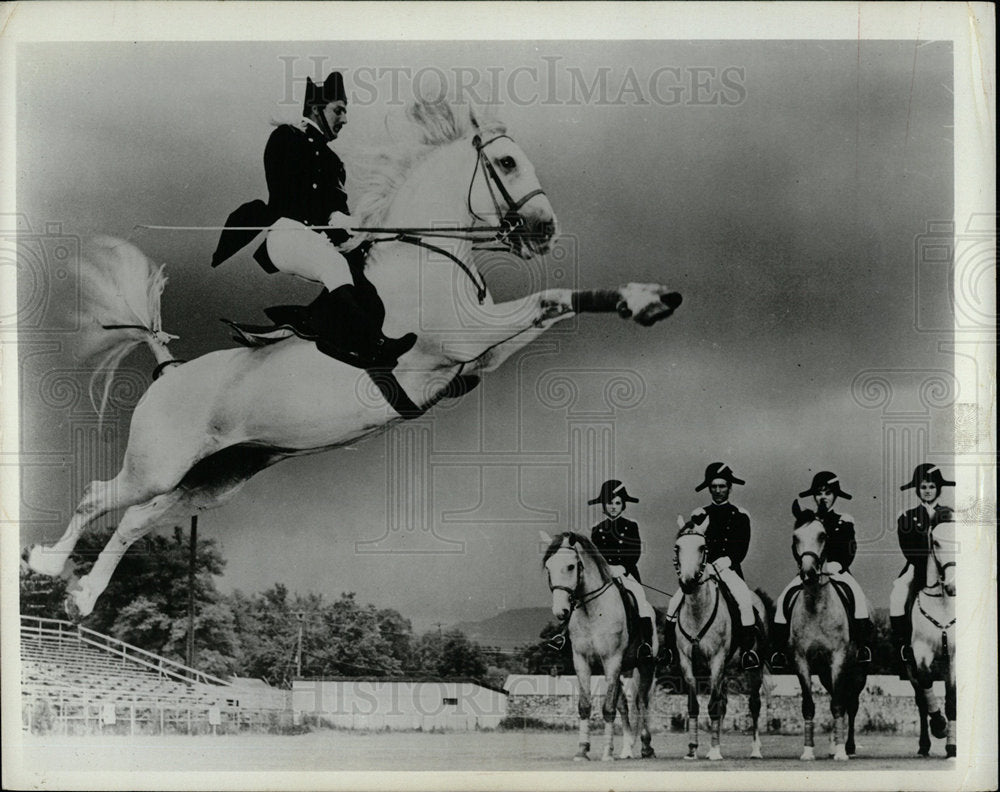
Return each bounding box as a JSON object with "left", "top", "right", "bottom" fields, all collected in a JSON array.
[
  {"left": 769, "top": 471, "right": 873, "bottom": 668},
  {"left": 662, "top": 463, "right": 761, "bottom": 670},
  {"left": 547, "top": 480, "right": 655, "bottom": 661},
  {"left": 588, "top": 480, "right": 655, "bottom": 661},
  {"left": 211, "top": 70, "right": 416, "bottom": 368},
  {"left": 889, "top": 463, "right": 955, "bottom": 676}
]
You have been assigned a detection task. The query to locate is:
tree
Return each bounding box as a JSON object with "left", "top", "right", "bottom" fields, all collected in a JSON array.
[
  {"left": 518, "top": 620, "right": 573, "bottom": 675},
  {"left": 411, "top": 629, "right": 488, "bottom": 678},
  {"left": 20, "top": 525, "right": 240, "bottom": 676}
]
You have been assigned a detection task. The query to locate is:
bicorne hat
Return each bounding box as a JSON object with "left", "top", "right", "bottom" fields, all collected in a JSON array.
[
  {"left": 695, "top": 462, "right": 745, "bottom": 492},
  {"left": 588, "top": 480, "right": 638, "bottom": 506},
  {"left": 900, "top": 463, "right": 955, "bottom": 491},
  {"left": 303, "top": 71, "right": 347, "bottom": 116},
  {"left": 799, "top": 471, "right": 852, "bottom": 500}
]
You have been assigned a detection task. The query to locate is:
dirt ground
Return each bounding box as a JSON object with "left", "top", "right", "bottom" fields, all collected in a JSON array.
[{"left": 15, "top": 729, "right": 957, "bottom": 773}]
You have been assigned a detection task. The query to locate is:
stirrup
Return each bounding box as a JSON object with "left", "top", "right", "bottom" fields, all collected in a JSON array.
[
  {"left": 741, "top": 649, "right": 760, "bottom": 670},
  {"left": 899, "top": 645, "right": 914, "bottom": 663},
  {"left": 546, "top": 634, "right": 567, "bottom": 652},
  {"left": 637, "top": 642, "right": 653, "bottom": 661},
  {"left": 769, "top": 651, "right": 788, "bottom": 669},
  {"left": 857, "top": 646, "right": 872, "bottom": 664}
]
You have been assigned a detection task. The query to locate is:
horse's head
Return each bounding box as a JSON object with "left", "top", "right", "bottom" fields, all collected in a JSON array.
[
  {"left": 674, "top": 514, "right": 708, "bottom": 594},
  {"left": 468, "top": 124, "right": 558, "bottom": 258},
  {"left": 541, "top": 531, "right": 609, "bottom": 621},
  {"left": 931, "top": 517, "right": 957, "bottom": 596},
  {"left": 792, "top": 501, "right": 826, "bottom": 583}
]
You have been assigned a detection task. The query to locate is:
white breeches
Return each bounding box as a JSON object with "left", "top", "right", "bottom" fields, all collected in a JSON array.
[
  {"left": 665, "top": 567, "right": 754, "bottom": 626},
  {"left": 890, "top": 566, "right": 914, "bottom": 617},
  {"left": 609, "top": 565, "right": 655, "bottom": 623},
  {"left": 774, "top": 565, "right": 869, "bottom": 624},
  {"left": 265, "top": 217, "right": 352, "bottom": 291}
]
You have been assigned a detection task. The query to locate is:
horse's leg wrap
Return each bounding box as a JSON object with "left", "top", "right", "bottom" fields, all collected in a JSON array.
[
  {"left": 686, "top": 716, "right": 699, "bottom": 757},
  {"left": 571, "top": 290, "right": 622, "bottom": 314},
  {"left": 804, "top": 719, "right": 815, "bottom": 747}
]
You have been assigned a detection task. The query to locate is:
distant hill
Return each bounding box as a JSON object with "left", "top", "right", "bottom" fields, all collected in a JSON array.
[{"left": 451, "top": 607, "right": 555, "bottom": 651}]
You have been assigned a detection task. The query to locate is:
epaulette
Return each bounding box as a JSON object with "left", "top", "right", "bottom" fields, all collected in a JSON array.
[{"left": 839, "top": 513, "right": 855, "bottom": 526}]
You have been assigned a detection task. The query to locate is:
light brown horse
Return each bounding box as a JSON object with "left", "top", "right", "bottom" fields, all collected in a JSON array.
[
  {"left": 907, "top": 519, "right": 957, "bottom": 758},
  {"left": 542, "top": 531, "right": 657, "bottom": 761},
  {"left": 787, "top": 502, "right": 867, "bottom": 760},
  {"left": 672, "top": 516, "right": 767, "bottom": 761}
]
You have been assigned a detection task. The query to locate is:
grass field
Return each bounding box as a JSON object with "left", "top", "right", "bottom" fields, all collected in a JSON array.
[{"left": 17, "top": 729, "right": 957, "bottom": 773}]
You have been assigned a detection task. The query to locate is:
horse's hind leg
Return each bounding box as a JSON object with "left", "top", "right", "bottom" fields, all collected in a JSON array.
[
  {"left": 683, "top": 676, "right": 700, "bottom": 760},
  {"left": 616, "top": 673, "right": 635, "bottom": 759},
  {"left": 638, "top": 668, "right": 656, "bottom": 759},
  {"left": 571, "top": 652, "right": 593, "bottom": 761},
  {"left": 600, "top": 658, "right": 623, "bottom": 761},
  {"left": 913, "top": 681, "right": 931, "bottom": 756}
]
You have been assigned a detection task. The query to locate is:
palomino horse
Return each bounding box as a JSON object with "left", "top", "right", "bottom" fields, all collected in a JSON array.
[
  {"left": 787, "top": 501, "right": 867, "bottom": 761},
  {"left": 27, "top": 98, "right": 682, "bottom": 616},
  {"left": 908, "top": 518, "right": 957, "bottom": 758},
  {"left": 672, "top": 516, "right": 767, "bottom": 761},
  {"left": 542, "top": 531, "right": 657, "bottom": 761}
]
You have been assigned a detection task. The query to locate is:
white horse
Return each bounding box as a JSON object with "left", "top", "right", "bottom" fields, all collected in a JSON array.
[
  {"left": 909, "top": 519, "right": 957, "bottom": 759},
  {"left": 28, "top": 98, "right": 682, "bottom": 617}
]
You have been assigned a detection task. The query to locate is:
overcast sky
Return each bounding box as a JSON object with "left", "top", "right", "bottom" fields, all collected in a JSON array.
[{"left": 17, "top": 39, "right": 954, "bottom": 632}]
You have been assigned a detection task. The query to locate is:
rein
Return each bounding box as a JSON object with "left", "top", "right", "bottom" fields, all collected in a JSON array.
[{"left": 676, "top": 582, "right": 721, "bottom": 647}]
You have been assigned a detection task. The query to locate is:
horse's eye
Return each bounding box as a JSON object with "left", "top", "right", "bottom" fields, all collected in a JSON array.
[{"left": 498, "top": 156, "right": 516, "bottom": 171}]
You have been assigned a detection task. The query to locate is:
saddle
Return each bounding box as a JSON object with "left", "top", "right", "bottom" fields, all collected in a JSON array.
[{"left": 784, "top": 578, "right": 856, "bottom": 639}]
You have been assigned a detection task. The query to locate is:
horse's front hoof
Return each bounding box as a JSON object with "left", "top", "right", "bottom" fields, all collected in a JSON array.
[
  {"left": 601, "top": 753, "right": 615, "bottom": 763},
  {"left": 572, "top": 754, "right": 590, "bottom": 762},
  {"left": 929, "top": 711, "right": 947, "bottom": 739},
  {"left": 800, "top": 747, "right": 816, "bottom": 761},
  {"left": 917, "top": 748, "right": 931, "bottom": 758},
  {"left": 833, "top": 745, "right": 849, "bottom": 761},
  {"left": 945, "top": 745, "right": 956, "bottom": 759},
  {"left": 683, "top": 751, "right": 698, "bottom": 761},
  {"left": 64, "top": 577, "right": 96, "bottom": 619},
  {"left": 27, "top": 545, "right": 66, "bottom": 577},
  {"left": 749, "top": 746, "right": 763, "bottom": 759},
  {"left": 641, "top": 746, "right": 656, "bottom": 759}
]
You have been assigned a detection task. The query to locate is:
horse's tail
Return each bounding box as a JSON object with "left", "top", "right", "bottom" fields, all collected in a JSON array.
[{"left": 77, "top": 236, "right": 179, "bottom": 420}]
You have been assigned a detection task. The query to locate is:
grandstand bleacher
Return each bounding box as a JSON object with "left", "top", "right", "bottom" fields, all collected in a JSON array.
[{"left": 20, "top": 616, "right": 290, "bottom": 735}]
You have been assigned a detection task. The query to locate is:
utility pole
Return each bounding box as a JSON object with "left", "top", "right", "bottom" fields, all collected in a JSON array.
[
  {"left": 186, "top": 516, "right": 197, "bottom": 667},
  {"left": 294, "top": 611, "right": 305, "bottom": 678}
]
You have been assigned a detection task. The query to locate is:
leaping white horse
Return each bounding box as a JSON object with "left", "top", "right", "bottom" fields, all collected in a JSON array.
[{"left": 28, "top": 98, "right": 682, "bottom": 617}]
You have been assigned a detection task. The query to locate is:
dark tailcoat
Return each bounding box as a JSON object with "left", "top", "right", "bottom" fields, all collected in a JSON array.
[
  {"left": 212, "top": 123, "right": 351, "bottom": 271},
  {"left": 591, "top": 517, "right": 642, "bottom": 582},
  {"left": 817, "top": 509, "right": 857, "bottom": 571},
  {"left": 896, "top": 503, "right": 953, "bottom": 583},
  {"left": 691, "top": 502, "right": 751, "bottom": 578}
]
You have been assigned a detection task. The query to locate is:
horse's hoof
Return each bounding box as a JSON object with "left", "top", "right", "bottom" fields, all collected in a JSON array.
[
  {"left": 64, "top": 577, "right": 95, "bottom": 619},
  {"left": 641, "top": 747, "right": 655, "bottom": 759},
  {"left": 800, "top": 747, "right": 816, "bottom": 761},
  {"left": 917, "top": 748, "right": 931, "bottom": 758},
  {"left": 572, "top": 754, "right": 590, "bottom": 762},
  {"left": 707, "top": 748, "right": 723, "bottom": 761},
  {"left": 929, "top": 711, "right": 947, "bottom": 739},
  {"left": 945, "top": 745, "right": 956, "bottom": 759},
  {"left": 750, "top": 749, "right": 763, "bottom": 759},
  {"left": 683, "top": 752, "right": 698, "bottom": 761},
  {"left": 833, "top": 746, "right": 849, "bottom": 761},
  {"left": 601, "top": 753, "right": 615, "bottom": 762},
  {"left": 27, "top": 545, "right": 65, "bottom": 577}
]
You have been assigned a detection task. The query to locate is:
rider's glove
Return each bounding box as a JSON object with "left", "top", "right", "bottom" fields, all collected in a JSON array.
[
  {"left": 824, "top": 561, "right": 844, "bottom": 575},
  {"left": 713, "top": 556, "right": 731, "bottom": 572},
  {"left": 327, "top": 212, "right": 364, "bottom": 253},
  {"left": 607, "top": 564, "right": 625, "bottom": 580}
]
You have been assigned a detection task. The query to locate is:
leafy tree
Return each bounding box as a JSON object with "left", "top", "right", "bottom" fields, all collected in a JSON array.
[
  {"left": 518, "top": 620, "right": 573, "bottom": 675},
  {"left": 410, "top": 629, "right": 488, "bottom": 678},
  {"left": 19, "top": 563, "right": 68, "bottom": 618}
]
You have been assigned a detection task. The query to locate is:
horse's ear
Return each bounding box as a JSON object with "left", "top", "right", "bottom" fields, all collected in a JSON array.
[
  {"left": 676, "top": 515, "right": 686, "bottom": 529},
  {"left": 792, "top": 500, "right": 802, "bottom": 518},
  {"left": 539, "top": 530, "right": 553, "bottom": 544}
]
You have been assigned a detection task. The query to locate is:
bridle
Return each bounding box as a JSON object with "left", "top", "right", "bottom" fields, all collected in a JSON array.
[
  {"left": 468, "top": 133, "right": 547, "bottom": 252},
  {"left": 546, "top": 545, "right": 614, "bottom": 619},
  {"left": 793, "top": 523, "right": 829, "bottom": 583},
  {"left": 917, "top": 531, "right": 957, "bottom": 652},
  {"left": 672, "top": 529, "right": 721, "bottom": 647}
]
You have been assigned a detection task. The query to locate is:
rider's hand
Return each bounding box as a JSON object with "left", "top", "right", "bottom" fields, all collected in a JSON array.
[
  {"left": 824, "top": 561, "right": 844, "bottom": 575},
  {"left": 713, "top": 556, "right": 731, "bottom": 571},
  {"left": 327, "top": 211, "right": 353, "bottom": 231}
]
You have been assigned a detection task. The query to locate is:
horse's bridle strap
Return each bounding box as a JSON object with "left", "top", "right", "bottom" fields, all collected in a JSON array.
[
  {"left": 470, "top": 133, "right": 547, "bottom": 224},
  {"left": 676, "top": 583, "right": 721, "bottom": 646}
]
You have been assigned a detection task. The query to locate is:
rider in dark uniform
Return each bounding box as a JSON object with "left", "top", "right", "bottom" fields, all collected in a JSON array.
[
  {"left": 662, "top": 463, "right": 761, "bottom": 670},
  {"left": 770, "top": 472, "right": 873, "bottom": 667},
  {"left": 889, "top": 463, "right": 955, "bottom": 675},
  {"left": 212, "top": 70, "right": 415, "bottom": 367},
  {"left": 589, "top": 480, "right": 654, "bottom": 660}
]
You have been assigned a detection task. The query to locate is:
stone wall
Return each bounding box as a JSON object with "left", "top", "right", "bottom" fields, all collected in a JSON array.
[{"left": 506, "top": 686, "right": 930, "bottom": 735}]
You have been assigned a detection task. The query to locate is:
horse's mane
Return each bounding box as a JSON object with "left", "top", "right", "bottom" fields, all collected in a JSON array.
[
  {"left": 542, "top": 531, "right": 614, "bottom": 582},
  {"left": 352, "top": 97, "right": 506, "bottom": 229}
]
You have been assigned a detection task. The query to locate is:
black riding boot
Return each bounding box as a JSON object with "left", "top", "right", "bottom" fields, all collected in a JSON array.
[
  {"left": 637, "top": 617, "right": 654, "bottom": 661},
  {"left": 660, "top": 619, "right": 678, "bottom": 665},
  {"left": 854, "top": 617, "right": 873, "bottom": 664},
  {"left": 890, "top": 614, "right": 913, "bottom": 679},
  {"left": 740, "top": 625, "right": 761, "bottom": 670},
  {"left": 769, "top": 621, "right": 790, "bottom": 669},
  {"left": 312, "top": 285, "right": 416, "bottom": 367}
]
